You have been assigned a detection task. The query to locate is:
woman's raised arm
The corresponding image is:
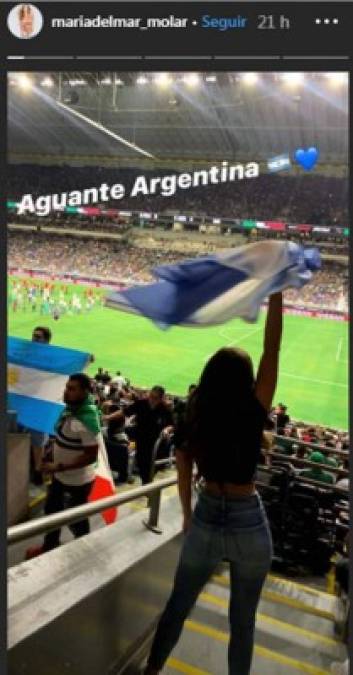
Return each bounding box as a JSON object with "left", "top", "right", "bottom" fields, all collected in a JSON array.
[{"left": 255, "top": 292, "right": 283, "bottom": 411}]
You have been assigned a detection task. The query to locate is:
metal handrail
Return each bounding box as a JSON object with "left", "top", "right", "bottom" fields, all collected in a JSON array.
[
  {"left": 257, "top": 464, "right": 349, "bottom": 494},
  {"left": 274, "top": 434, "right": 349, "bottom": 458},
  {"left": 7, "top": 475, "right": 177, "bottom": 546},
  {"left": 8, "top": 452, "right": 349, "bottom": 546},
  {"left": 266, "top": 451, "right": 349, "bottom": 476}
]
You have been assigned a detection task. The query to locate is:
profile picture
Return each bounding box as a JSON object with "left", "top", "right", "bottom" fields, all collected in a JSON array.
[{"left": 7, "top": 4, "right": 43, "bottom": 39}]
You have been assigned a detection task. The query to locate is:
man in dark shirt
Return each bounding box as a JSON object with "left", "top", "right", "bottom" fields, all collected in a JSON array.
[
  {"left": 276, "top": 404, "right": 290, "bottom": 434},
  {"left": 101, "top": 370, "right": 112, "bottom": 385},
  {"left": 125, "top": 386, "right": 173, "bottom": 484},
  {"left": 103, "top": 398, "right": 130, "bottom": 484},
  {"left": 94, "top": 368, "right": 104, "bottom": 383}
]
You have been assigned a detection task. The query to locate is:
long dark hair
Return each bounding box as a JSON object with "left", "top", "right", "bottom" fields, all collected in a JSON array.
[{"left": 185, "top": 347, "right": 256, "bottom": 464}]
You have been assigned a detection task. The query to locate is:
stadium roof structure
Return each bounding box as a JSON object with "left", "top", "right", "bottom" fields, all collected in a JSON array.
[{"left": 8, "top": 71, "right": 348, "bottom": 165}]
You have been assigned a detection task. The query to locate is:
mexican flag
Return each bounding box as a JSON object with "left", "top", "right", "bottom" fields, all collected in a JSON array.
[{"left": 88, "top": 435, "right": 118, "bottom": 525}]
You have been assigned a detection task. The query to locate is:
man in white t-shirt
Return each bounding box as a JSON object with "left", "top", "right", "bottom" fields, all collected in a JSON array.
[
  {"left": 112, "top": 371, "right": 127, "bottom": 391},
  {"left": 26, "top": 373, "right": 99, "bottom": 558}
]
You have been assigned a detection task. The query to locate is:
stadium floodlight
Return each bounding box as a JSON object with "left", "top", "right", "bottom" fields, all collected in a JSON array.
[
  {"left": 205, "top": 75, "right": 217, "bottom": 83},
  {"left": 40, "top": 76, "right": 54, "bottom": 88},
  {"left": 241, "top": 73, "right": 259, "bottom": 86},
  {"left": 136, "top": 75, "right": 148, "bottom": 85},
  {"left": 325, "top": 72, "right": 348, "bottom": 87},
  {"left": 101, "top": 77, "right": 112, "bottom": 85},
  {"left": 183, "top": 73, "right": 200, "bottom": 87},
  {"left": 281, "top": 73, "right": 305, "bottom": 87},
  {"left": 16, "top": 74, "right": 33, "bottom": 91},
  {"left": 154, "top": 73, "right": 172, "bottom": 87}
]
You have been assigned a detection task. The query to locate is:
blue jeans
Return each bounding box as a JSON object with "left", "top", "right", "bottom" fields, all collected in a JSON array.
[{"left": 148, "top": 490, "right": 273, "bottom": 674}]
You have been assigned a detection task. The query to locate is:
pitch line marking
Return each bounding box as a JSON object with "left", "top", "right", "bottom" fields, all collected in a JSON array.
[
  {"left": 281, "top": 371, "right": 347, "bottom": 388},
  {"left": 229, "top": 325, "right": 263, "bottom": 344},
  {"left": 205, "top": 325, "right": 263, "bottom": 361},
  {"left": 219, "top": 326, "right": 347, "bottom": 388}
]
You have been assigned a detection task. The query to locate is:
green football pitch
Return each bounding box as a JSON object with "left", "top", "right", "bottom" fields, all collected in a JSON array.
[{"left": 8, "top": 279, "right": 348, "bottom": 430}]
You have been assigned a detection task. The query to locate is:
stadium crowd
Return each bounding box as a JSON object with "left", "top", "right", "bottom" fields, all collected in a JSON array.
[
  {"left": 8, "top": 163, "right": 348, "bottom": 225},
  {"left": 8, "top": 214, "right": 349, "bottom": 257},
  {"left": 80, "top": 373, "right": 351, "bottom": 491},
  {"left": 284, "top": 266, "right": 348, "bottom": 311},
  {"left": 8, "top": 230, "right": 348, "bottom": 309},
  {"left": 8, "top": 231, "right": 191, "bottom": 282}
]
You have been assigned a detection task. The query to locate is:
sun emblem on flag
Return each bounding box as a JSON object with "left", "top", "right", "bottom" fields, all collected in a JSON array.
[{"left": 8, "top": 367, "right": 20, "bottom": 386}]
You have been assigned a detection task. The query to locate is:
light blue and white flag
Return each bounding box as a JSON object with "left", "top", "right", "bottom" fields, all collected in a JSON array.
[
  {"left": 105, "top": 241, "right": 321, "bottom": 329},
  {"left": 8, "top": 337, "right": 91, "bottom": 433}
]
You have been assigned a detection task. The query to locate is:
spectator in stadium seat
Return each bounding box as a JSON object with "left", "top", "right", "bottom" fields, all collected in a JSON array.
[
  {"left": 144, "top": 293, "right": 283, "bottom": 675},
  {"left": 336, "top": 475, "right": 349, "bottom": 491},
  {"left": 336, "top": 458, "right": 349, "bottom": 490},
  {"left": 32, "top": 326, "right": 52, "bottom": 343},
  {"left": 25, "top": 373, "right": 100, "bottom": 558},
  {"left": 301, "top": 429, "right": 312, "bottom": 443},
  {"left": 173, "top": 384, "right": 197, "bottom": 430},
  {"left": 94, "top": 367, "right": 105, "bottom": 383},
  {"left": 300, "top": 451, "right": 335, "bottom": 485},
  {"left": 324, "top": 453, "right": 339, "bottom": 468},
  {"left": 295, "top": 444, "right": 308, "bottom": 461},
  {"left": 276, "top": 404, "right": 290, "bottom": 435},
  {"left": 101, "top": 370, "right": 112, "bottom": 385},
  {"left": 111, "top": 371, "right": 127, "bottom": 391},
  {"left": 107, "top": 385, "right": 120, "bottom": 403},
  {"left": 103, "top": 396, "right": 130, "bottom": 484}
]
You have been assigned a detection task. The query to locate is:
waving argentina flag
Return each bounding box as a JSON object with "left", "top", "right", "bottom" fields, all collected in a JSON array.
[
  {"left": 7, "top": 337, "right": 90, "bottom": 433},
  {"left": 105, "top": 241, "right": 321, "bottom": 329}
]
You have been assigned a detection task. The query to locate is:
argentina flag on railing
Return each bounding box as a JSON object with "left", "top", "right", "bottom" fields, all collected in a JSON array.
[
  {"left": 7, "top": 337, "right": 91, "bottom": 433},
  {"left": 105, "top": 241, "right": 321, "bottom": 329}
]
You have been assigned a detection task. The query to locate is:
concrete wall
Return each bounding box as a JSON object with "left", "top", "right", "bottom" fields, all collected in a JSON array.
[{"left": 7, "top": 433, "right": 30, "bottom": 526}]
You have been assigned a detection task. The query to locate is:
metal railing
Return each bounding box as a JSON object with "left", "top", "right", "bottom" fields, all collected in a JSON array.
[
  {"left": 257, "top": 463, "right": 349, "bottom": 497},
  {"left": 274, "top": 434, "right": 349, "bottom": 459},
  {"left": 8, "top": 451, "right": 349, "bottom": 546},
  {"left": 265, "top": 450, "right": 349, "bottom": 476},
  {"left": 7, "top": 475, "right": 177, "bottom": 546}
]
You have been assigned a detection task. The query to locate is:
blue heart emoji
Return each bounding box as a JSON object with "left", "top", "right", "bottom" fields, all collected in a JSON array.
[{"left": 294, "top": 147, "right": 319, "bottom": 171}]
